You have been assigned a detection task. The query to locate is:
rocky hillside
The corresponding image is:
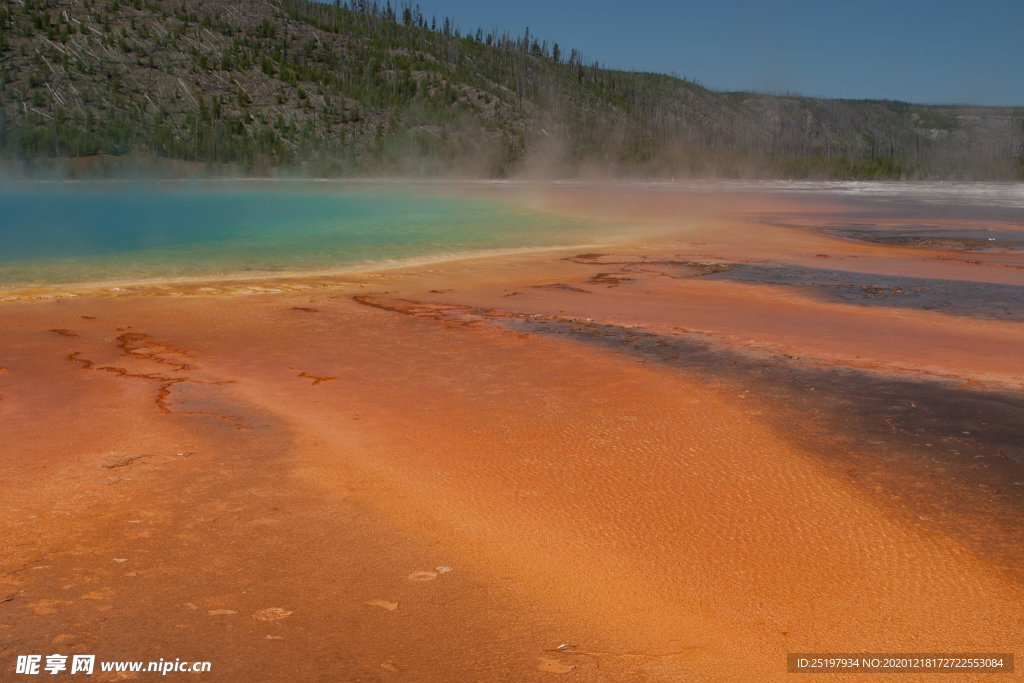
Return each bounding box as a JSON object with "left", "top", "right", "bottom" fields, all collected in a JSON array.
[{"left": 0, "top": 0, "right": 1021, "bottom": 178}]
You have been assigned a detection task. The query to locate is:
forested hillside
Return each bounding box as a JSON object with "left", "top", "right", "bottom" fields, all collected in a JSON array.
[{"left": 1, "top": 0, "right": 1022, "bottom": 178}]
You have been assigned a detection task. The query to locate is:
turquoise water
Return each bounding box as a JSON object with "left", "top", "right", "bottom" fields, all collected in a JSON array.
[{"left": 0, "top": 182, "right": 611, "bottom": 288}]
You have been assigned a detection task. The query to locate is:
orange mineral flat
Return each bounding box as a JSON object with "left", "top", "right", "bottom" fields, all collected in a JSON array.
[{"left": 2, "top": 182, "right": 1022, "bottom": 681}]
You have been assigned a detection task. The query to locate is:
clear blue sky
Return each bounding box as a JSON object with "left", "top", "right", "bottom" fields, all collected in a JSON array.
[{"left": 409, "top": 0, "right": 1023, "bottom": 107}]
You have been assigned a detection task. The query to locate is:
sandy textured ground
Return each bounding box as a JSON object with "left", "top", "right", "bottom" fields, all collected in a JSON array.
[{"left": 2, "top": 185, "right": 1022, "bottom": 681}]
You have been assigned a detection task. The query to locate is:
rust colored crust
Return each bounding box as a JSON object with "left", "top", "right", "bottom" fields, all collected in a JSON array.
[
  {"left": 298, "top": 372, "right": 336, "bottom": 385},
  {"left": 62, "top": 332, "right": 243, "bottom": 423}
]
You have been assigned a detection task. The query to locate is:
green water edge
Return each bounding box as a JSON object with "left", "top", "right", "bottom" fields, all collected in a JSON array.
[{"left": 0, "top": 181, "right": 628, "bottom": 290}]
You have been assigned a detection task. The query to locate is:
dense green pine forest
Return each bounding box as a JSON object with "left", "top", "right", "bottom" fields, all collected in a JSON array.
[{"left": 0, "top": 0, "right": 1022, "bottom": 178}]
